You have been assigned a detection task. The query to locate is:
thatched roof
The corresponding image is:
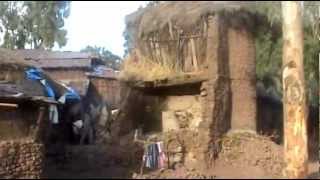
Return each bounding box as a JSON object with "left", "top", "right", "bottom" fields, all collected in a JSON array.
[{"left": 125, "top": 1, "right": 272, "bottom": 38}]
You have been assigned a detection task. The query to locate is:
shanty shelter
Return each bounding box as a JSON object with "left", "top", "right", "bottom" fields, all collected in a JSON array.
[
  {"left": 0, "top": 49, "right": 79, "bottom": 178},
  {"left": 117, "top": 1, "right": 278, "bottom": 170}
]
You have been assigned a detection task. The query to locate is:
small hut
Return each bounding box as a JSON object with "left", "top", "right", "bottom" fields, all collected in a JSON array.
[
  {"left": 117, "top": 1, "right": 274, "bottom": 170},
  {"left": 0, "top": 49, "right": 70, "bottom": 179}
]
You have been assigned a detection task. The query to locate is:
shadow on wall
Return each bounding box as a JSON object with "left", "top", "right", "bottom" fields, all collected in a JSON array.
[{"left": 257, "top": 95, "right": 319, "bottom": 161}]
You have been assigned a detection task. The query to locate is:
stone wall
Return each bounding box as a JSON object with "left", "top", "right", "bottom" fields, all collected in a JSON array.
[
  {"left": 0, "top": 139, "right": 44, "bottom": 179},
  {"left": 0, "top": 104, "right": 50, "bottom": 179}
]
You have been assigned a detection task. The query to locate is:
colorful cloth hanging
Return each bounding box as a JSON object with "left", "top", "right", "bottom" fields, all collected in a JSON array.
[{"left": 143, "top": 141, "right": 166, "bottom": 169}]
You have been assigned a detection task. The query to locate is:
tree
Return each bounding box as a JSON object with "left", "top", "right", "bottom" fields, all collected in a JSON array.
[
  {"left": 0, "top": 1, "right": 70, "bottom": 49},
  {"left": 282, "top": 2, "right": 308, "bottom": 178},
  {"left": 253, "top": 1, "right": 319, "bottom": 107},
  {"left": 81, "top": 45, "right": 122, "bottom": 70}
]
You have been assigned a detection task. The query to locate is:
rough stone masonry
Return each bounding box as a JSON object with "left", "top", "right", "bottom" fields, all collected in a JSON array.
[{"left": 0, "top": 139, "right": 44, "bottom": 179}]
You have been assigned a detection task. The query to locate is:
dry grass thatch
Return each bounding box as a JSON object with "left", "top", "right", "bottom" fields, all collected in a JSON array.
[
  {"left": 119, "top": 55, "right": 181, "bottom": 82},
  {"left": 126, "top": 1, "right": 270, "bottom": 38}
]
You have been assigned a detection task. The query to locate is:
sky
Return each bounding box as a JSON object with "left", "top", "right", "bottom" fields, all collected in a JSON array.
[{"left": 53, "top": 1, "right": 148, "bottom": 57}]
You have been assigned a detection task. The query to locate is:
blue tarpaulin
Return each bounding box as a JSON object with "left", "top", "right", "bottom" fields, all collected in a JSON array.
[
  {"left": 25, "top": 68, "right": 80, "bottom": 101},
  {"left": 25, "top": 67, "right": 81, "bottom": 125},
  {"left": 64, "top": 86, "right": 81, "bottom": 100},
  {"left": 26, "top": 68, "right": 55, "bottom": 98}
]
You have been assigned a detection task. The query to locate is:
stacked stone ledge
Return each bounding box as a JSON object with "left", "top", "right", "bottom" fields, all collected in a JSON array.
[{"left": 0, "top": 139, "right": 44, "bottom": 179}]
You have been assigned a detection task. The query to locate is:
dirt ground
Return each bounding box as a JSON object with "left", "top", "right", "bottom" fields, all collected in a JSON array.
[
  {"left": 43, "top": 145, "right": 132, "bottom": 179},
  {"left": 43, "top": 132, "right": 319, "bottom": 179}
]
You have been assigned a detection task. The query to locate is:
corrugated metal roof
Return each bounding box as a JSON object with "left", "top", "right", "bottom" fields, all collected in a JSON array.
[
  {"left": 14, "top": 49, "right": 92, "bottom": 69},
  {"left": 31, "top": 58, "right": 92, "bottom": 69},
  {"left": 15, "top": 49, "right": 91, "bottom": 60}
]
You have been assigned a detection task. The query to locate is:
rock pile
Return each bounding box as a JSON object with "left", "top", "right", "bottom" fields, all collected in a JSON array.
[
  {"left": 0, "top": 139, "right": 44, "bottom": 179},
  {"left": 217, "top": 132, "right": 285, "bottom": 177}
]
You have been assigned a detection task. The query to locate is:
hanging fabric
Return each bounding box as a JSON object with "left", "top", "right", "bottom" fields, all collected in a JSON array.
[
  {"left": 49, "top": 104, "right": 59, "bottom": 124},
  {"left": 143, "top": 141, "right": 165, "bottom": 169},
  {"left": 157, "top": 142, "right": 166, "bottom": 169}
]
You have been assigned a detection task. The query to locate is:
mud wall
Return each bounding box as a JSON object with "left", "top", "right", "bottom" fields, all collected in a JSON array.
[
  {"left": 44, "top": 69, "right": 89, "bottom": 95},
  {"left": 162, "top": 95, "right": 202, "bottom": 132},
  {"left": 90, "top": 78, "right": 120, "bottom": 109},
  {"left": 117, "top": 13, "right": 257, "bottom": 171},
  {"left": 116, "top": 11, "right": 257, "bottom": 172},
  {"left": 197, "top": 15, "right": 232, "bottom": 169},
  {"left": 160, "top": 94, "right": 205, "bottom": 169},
  {"left": 228, "top": 24, "right": 257, "bottom": 132},
  {"left": 0, "top": 140, "right": 44, "bottom": 179},
  {"left": 0, "top": 103, "right": 40, "bottom": 141}
]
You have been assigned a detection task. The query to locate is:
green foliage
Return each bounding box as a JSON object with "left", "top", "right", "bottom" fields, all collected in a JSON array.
[
  {"left": 81, "top": 45, "right": 122, "bottom": 70},
  {"left": 255, "top": 30, "right": 283, "bottom": 99},
  {"left": 0, "top": 1, "right": 70, "bottom": 49},
  {"left": 254, "top": 2, "right": 319, "bottom": 106}
]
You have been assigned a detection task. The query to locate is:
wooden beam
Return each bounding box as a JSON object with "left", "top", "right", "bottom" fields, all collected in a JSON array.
[
  {"left": 190, "top": 38, "right": 199, "bottom": 71},
  {"left": 282, "top": 1, "right": 308, "bottom": 178},
  {"left": 33, "top": 106, "right": 46, "bottom": 143},
  {"left": 0, "top": 103, "right": 18, "bottom": 108},
  {"left": 129, "top": 72, "right": 207, "bottom": 89}
]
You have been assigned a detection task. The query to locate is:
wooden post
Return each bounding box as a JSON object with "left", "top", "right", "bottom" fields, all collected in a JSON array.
[
  {"left": 34, "top": 106, "right": 46, "bottom": 143},
  {"left": 282, "top": 1, "right": 309, "bottom": 178},
  {"left": 190, "top": 38, "right": 199, "bottom": 71}
]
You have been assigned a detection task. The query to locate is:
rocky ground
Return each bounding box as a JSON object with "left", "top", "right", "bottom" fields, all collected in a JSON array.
[
  {"left": 133, "top": 132, "right": 319, "bottom": 179},
  {"left": 43, "top": 132, "right": 319, "bottom": 179}
]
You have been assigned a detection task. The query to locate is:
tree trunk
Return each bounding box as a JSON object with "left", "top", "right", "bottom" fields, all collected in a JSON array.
[{"left": 282, "top": 1, "right": 309, "bottom": 178}]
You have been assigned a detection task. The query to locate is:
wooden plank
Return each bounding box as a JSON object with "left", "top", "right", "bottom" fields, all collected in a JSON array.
[
  {"left": 168, "top": 20, "right": 174, "bottom": 40},
  {"left": 0, "top": 103, "right": 18, "bottom": 108},
  {"left": 190, "top": 38, "right": 199, "bottom": 71},
  {"left": 130, "top": 72, "right": 207, "bottom": 89},
  {"left": 184, "top": 40, "right": 193, "bottom": 72},
  {"left": 33, "top": 106, "right": 46, "bottom": 143}
]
